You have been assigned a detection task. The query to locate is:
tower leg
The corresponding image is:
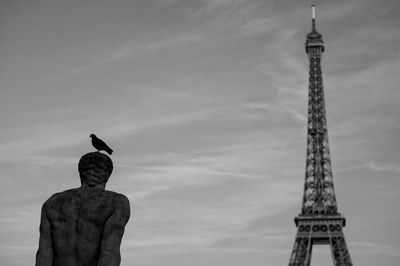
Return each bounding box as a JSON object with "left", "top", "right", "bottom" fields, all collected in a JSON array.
[
  {"left": 329, "top": 226, "right": 353, "bottom": 266},
  {"left": 289, "top": 234, "right": 312, "bottom": 266}
]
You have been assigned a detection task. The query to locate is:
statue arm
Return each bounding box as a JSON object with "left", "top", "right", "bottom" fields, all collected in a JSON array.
[
  {"left": 35, "top": 203, "right": 53, "bottom": 266},
  {"left": 98, "top": 195, "right": 130, "bottom": 266}
]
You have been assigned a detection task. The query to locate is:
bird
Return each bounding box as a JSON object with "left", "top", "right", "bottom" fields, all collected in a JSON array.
[{"left": 90, "top": 134, "right": 113, "bottom": 155}]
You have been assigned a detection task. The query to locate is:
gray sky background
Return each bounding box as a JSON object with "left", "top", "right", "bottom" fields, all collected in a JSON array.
[{"left": 1, "top": 0, "right": 399, "bottom": 265}]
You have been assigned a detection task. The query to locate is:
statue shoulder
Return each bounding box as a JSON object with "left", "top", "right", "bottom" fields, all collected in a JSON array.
[
  {"left": 43, "top": 188, "right": 79, "bottom": 207},
  {"left": 103, "top": 190, "right": 129, "bottom": 202},
  {"left": 103, "top": 191, "right": 130, "bottom": 216}
]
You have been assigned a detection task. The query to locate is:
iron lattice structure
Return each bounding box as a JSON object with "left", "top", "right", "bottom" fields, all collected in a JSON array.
[{"left": 288, "top": 6, "right": 353, "bottom": 266}]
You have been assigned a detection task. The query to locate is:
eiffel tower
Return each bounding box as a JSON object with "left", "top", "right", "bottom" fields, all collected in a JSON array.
[{"left": 288, "top": 6, "right": 353, "bottom": 266}]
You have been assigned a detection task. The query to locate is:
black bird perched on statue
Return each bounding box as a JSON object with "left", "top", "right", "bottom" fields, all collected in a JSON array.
[{"left": 90, "top": 134, "right": 113, "bottom": 155}]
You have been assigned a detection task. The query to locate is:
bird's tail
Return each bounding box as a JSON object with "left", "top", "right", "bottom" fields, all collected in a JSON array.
[{"left": 106, "top": 148, "right": 113, "bottom": 155}]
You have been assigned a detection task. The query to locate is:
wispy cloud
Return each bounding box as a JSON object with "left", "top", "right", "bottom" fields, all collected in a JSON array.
[
  {"left": 186, "top": 0, "right": 263, "bottom": 30},
  {"left": 366, "top": 162, "right": 400, "bottom": 173},
  {"left": 39, "top": 32, "right": 204, "bottom": 85},
  {"left": 110, "top": 33, "right": 204, "bottom": 62},
  {"left": 0, "top": 98, "right": 217, "bottom": 157},
  {"left": 349, "top": 241, "right": 400, "bottom": 257}
]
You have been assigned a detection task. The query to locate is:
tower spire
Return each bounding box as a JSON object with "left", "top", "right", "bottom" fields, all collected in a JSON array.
[
  {"left": 288, "top": 6, "right": 353, "bottom": 266},
  {"left": 311, "top": 4, "right": 316, "bottom": 32}
]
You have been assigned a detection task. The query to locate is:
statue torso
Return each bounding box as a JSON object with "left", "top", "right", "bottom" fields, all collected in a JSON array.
[{"left": 45, "top": 188, "right": 121, "bottom": 266}]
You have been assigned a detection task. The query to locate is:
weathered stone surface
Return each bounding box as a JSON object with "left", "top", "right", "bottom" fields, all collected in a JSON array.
[{"left": 36, "top": 152, "right": 130, "bottom": 266}]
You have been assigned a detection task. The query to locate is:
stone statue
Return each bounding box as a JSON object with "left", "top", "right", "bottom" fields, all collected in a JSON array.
[{"left": 35, "top": 152, "right": 130, "bottom": 266}]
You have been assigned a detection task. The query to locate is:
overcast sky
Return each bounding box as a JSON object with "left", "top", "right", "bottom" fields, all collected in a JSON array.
[{"left": 0, "top": 0, "right": 399, "bottom": 265}]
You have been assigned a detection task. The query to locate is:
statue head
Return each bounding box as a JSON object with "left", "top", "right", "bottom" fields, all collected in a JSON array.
[{"left": 78, "top": 152, "right": 113, "bottom": 187}]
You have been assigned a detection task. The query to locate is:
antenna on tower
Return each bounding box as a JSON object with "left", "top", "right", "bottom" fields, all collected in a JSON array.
[
  {"left": 312, "top": 4, "right": 316, "bottom": 19},
  {"left": 311, "top": 4, "right": 316, "bottom": 31}
]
